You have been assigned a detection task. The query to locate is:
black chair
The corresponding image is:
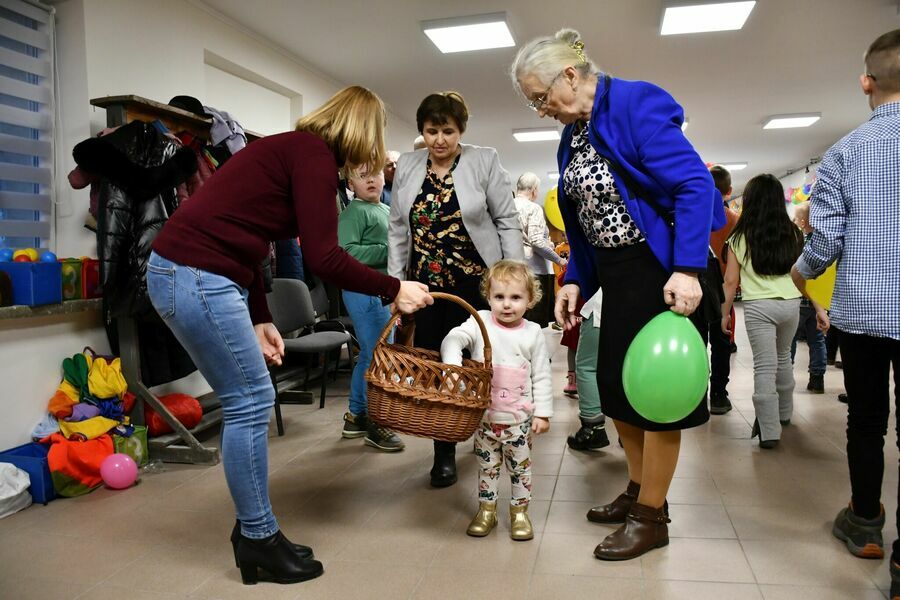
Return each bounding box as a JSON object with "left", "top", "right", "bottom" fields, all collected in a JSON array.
[{"left": 266, "top": 278, "right": 354, "bottom": 435}]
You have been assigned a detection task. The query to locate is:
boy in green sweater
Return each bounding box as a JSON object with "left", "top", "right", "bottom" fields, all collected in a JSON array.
[{"left": 338, "top": 165, "right": 404, "bottom": 451}]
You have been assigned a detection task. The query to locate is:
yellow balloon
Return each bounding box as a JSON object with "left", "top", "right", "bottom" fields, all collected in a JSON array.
[
  {"left": 543, "top": 186, "right": 565, "bottom": 231},
  {"left": 806, "top": 263, "right": 837, "bottom": 310}
]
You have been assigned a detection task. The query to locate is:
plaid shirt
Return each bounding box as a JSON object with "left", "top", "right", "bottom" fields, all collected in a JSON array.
[{"left": 795, "top": 102, "right": 900, "bottom": 340}]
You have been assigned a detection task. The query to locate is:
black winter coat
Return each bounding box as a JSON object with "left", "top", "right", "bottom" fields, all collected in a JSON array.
[
  {"left": 76, "top": 121, "right": 196, "bottom": 317},
  {"left": 73, "top": 120, "right": 199, "bottom": 386}
]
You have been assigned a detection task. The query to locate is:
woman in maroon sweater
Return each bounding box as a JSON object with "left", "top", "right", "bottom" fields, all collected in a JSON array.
[{"left": 147, "top": 86, "right": 431, "bottom": 586}]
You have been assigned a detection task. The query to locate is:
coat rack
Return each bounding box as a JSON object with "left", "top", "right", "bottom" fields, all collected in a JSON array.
[{"left": 90, "top": 94, "right": 261, "bottom": 464}]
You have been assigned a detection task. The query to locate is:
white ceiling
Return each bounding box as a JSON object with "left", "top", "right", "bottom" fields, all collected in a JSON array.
[{"left": 201, "top": 0, "right": 899, "bottom": 195}]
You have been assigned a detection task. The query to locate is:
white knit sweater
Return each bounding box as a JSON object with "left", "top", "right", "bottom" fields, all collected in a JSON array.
[{"left": 441, "top": 311, "right": 553, "bottom": 425}]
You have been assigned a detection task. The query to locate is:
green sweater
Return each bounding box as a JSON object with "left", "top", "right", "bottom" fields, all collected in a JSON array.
[{"left": 338, "top": 199, "right": 390, "bottom": 273}]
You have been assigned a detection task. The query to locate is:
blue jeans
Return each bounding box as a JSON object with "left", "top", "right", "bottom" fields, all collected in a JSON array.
[
  {"left": 146, "top": 251, "right": 278, "bottom": 539},
  {"left": 790, "top": 304, "right": 826, "bottom": 376},
  {"left": 342, "top": 290, "right": 392, "bottom": 416}
]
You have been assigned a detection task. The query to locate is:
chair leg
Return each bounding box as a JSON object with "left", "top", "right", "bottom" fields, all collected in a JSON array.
[
  {"left": 269, "top": 369, "right": 284, "bottom": 436},
  {"left": 346, "top": 341, "right": 355, "bottom": 372},
  {"left": 318, "top": 353, "right": 328, "bottom": 409}
]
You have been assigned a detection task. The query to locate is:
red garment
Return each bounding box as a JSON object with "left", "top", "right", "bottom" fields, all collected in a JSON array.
[
  {"left": 709, "top": 206, "right": 739, "bottom": 275},
  {"left": 152, "top": 131, "right": 400, "bottom": 323}
]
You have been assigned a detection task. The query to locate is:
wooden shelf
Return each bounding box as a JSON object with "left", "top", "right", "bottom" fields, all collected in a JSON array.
[
  {"left": 90, "top": 95, "right": 262, "bottom": 142},
  {"left": 0, "top": 298, "right": 102, "bottom": 321}
]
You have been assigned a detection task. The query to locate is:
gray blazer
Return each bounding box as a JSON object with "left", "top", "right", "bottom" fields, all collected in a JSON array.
[{"left": 388, "top": 144, "right": 524, "bottom": 280}]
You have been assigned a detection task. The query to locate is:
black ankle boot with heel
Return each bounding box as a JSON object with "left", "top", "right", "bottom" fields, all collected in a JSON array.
[
  {"left": 236, "top": 529, "right": 323, "bottom": 585},
  {"left": 231, "top": 521, "right": 313, "bottom": 568}
]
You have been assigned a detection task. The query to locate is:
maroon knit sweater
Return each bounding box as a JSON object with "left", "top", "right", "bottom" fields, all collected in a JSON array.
[{"left": 152, "top": 131, "right": 400, "bottom": 323}]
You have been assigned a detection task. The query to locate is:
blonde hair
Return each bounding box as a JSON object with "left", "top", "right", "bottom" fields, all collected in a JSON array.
[
  {"left": 295, "top": 86, "right": 386, "bottom": 177},
  {"left": 481, "top": 260, "right": 542, "bottom": 309},
  {"left": 510, "top": 28, "right": 600, "bottom": 94}
]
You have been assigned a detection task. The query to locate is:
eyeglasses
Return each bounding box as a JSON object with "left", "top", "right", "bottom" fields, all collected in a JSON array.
[
  {"left": 526, "top": 70, "right": 564, "bottom": 112},
  {"left": 384, "top": 161, "right": 397, "bottom": 170},
  {"left": 866, "top": 72, "right": 878, "bottom": 81}
]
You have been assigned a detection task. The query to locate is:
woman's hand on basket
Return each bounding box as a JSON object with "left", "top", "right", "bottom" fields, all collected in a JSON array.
[
  {"left": 663, "top": 272, "right": 702, "bottom": 316},
  {"left": 532, "top": 417, "right": 550, "bottom": 435},
  {"left": 394, "top": 281, "right": 433, "bottom": 314},
  {"left": 555, "top": 284, "right": 581, "bottom": 331}
]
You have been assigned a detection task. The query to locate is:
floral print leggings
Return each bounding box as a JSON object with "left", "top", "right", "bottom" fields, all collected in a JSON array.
[{"left": 474, "top": 418, "right": 533, "bottom": 506}]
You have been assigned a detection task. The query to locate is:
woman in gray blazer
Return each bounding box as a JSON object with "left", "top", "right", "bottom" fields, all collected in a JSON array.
[{"left": 388, "top": 91, "right": 523, "bottom": 487}]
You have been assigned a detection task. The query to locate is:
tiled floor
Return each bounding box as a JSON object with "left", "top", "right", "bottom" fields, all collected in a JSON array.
[{"left": 1, "top": 305, "right": 896, "bottom": 599}]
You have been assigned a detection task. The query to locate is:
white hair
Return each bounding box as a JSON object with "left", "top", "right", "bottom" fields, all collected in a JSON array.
[
  {"left": 516, "top": 172, "right": 541, "bottom": 193},
  {"left": 510, "top": 28, "right": 600, "bottom": 94},
  {"left": 413, "top": 135, "right": 426, "bottom": 150}
]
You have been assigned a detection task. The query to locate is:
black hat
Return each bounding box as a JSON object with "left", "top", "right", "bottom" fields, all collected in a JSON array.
[{"left": 168, "top": 95, "right": 207, "bottom": 116}]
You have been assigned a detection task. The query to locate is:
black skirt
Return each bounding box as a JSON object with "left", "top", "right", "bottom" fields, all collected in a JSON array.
[{"left": 595, "top": 242, "right": 709, "bottom": 431}]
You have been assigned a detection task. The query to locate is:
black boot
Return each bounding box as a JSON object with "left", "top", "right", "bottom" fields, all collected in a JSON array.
[
  {"left": 567, "top": 417, "right": 610, "bottom": 451},
  {"left": 709, "top": 391, "right": 732, "bottom": 415},
  {"left": 231, "top": 521, "right": 313, "bottom": 568},
  {"left": 430, "top": 440, "right": 457, "bottom": 487},
  {"left": 236, "top": 530, "right": 323, "bottom": 585},
  {"left": 807, "top": 374, "right": 825, "bottom": 394}
]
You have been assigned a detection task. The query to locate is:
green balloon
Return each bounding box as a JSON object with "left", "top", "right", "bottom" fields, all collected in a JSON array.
[{"left": 622, "top": 311, "right": 709, "bottom": 424}]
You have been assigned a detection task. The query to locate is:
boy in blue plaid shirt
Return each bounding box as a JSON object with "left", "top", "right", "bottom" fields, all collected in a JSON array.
[{"left": 792, "top": 29, "right": 900, "bottom": 599}]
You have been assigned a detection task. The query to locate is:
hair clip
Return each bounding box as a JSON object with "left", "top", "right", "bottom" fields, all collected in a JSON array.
[{"left": 571, "top": 40, "right": 587, "bottom": 64}]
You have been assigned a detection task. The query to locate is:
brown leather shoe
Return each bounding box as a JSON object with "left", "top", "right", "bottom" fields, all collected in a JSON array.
[
  {"left": 593, "top": 502, "right": 670, "bottom": 561},
  {"left": 587, "top": 480, "right": 640, "bottom": 524}
]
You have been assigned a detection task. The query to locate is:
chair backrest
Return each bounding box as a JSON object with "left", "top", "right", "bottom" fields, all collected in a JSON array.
[
  {"left": 305, "top": 272, "right": 332, "bottom": 318},
  {"left": 267, "top": 278, "right": 317, "bottom": 334}
]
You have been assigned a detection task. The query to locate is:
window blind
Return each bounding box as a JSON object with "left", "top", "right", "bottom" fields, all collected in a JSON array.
[{"left": 0, "top": 0, "right": 54, "bottom": 250}]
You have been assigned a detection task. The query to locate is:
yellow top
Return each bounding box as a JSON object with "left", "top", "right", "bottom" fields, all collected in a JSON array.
[{"left": 729, "top": 234, "right": 801, "bottom": 301}]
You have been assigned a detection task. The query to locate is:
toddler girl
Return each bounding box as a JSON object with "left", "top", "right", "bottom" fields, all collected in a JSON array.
[{"left": 441, "top": 260, "right": 553, "bottom": 540}]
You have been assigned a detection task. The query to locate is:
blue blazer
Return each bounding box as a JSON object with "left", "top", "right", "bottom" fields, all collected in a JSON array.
[{"left": 556, "top": 76, "right": 725, "bottom": 298}]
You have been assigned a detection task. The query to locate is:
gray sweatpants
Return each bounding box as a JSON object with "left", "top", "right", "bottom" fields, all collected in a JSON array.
[{"left": 743, "top": 298, "right": 801, "bottom": 441}]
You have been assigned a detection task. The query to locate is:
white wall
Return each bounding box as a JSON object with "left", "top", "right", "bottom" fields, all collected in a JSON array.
[{"left": 0, "top": 0, "right": 418, "bottom": 450}]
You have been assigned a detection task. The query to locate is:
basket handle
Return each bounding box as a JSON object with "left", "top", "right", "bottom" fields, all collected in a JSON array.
[{"left": 377, "top": 291, "right": 492, "bottom": 366}]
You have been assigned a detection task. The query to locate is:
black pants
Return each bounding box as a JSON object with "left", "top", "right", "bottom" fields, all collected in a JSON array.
[
  {"left": 708, "top": 305, "right": 733, "bottom": 396},
  {"left": 827, "top": 325, "right": 841, "bottom": 362},
  {"left": 525, "top": 274, "right": 556, "bottom": 327},
  {"left": 840, "top": 331, "right": 900, "bottom": 560}
]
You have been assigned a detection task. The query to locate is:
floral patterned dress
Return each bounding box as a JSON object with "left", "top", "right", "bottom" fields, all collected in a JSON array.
[{"left": 409, "top": 155, "right": 486, "bottom": 288}]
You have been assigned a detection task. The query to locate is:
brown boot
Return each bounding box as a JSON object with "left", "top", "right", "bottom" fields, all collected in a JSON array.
[
  {"left": 593, "top": 502, "right": 670, "bottom": 561},
  {"left": 587, "top": 480, "right": 640, "bottom": 524}
]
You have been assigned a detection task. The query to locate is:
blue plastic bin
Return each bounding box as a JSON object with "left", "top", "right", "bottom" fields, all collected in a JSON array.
[
  {"left": 0, "top": 261, "right": 62, "bottom": 306},
  {"left": 0, "top": 442, "right": 55, "bottom": 504}
]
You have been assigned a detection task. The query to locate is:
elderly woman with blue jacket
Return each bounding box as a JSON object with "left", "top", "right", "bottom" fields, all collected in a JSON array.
[
  {"left": 388, "top": 91, "right": 523, "bottom": 488},
  {"left": 512, "top": 29, "right": 724, "bottom": 561}
]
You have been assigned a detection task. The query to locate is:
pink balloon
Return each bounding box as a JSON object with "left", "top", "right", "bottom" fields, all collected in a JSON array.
[{"left": 100, "top": 453, "right": 138, "bottom": 489}]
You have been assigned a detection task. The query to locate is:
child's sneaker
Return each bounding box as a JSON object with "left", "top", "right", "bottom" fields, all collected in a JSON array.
[
  {"left": 341, "top": 412, "right": 367, "bottom": 439},
  {"left": 832, "top": 503, "right": 885, "bottom": 558},
  {"left": 563, "top": 371, "right": 578, "bottom": 397},
  {"left": 364, "top": 422, "right": 405, "bottom": 452},
  {"left": 567, "top": 417, "right": 610, "bottom": 451}
]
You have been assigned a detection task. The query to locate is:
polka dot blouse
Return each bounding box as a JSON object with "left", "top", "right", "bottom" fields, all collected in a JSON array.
[{"left": 563, "top": 124, "right": 644, "bottom": 248}]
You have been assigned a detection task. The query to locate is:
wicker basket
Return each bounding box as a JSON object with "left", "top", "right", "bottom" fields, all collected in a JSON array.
[{"left": 366, "top": 292, "right": 493, "bottom": 442}]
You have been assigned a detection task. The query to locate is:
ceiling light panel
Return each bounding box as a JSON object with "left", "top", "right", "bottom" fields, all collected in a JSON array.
[
  {"left": 661, "top": 1, "right": 756, "bottom": 36},
  {"left": 422, "top": 12, "right": 514, "bottom": 53},
  {"left": 513, "top": 128, "right": 560, "bottom": 142},
  {"left": 717, "top": 162, "right": 748, "bottom": 170},
  {"left": 763, "top": 114, "right": 821, "bottom": 129}
]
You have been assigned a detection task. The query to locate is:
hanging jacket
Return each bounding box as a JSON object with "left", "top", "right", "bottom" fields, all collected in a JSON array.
[
  {"left": 74, "top": 121, "right": 197, "bottom": 317},
  {"left": 73, "top": 120, "right": 198, "bottom": 386}
]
